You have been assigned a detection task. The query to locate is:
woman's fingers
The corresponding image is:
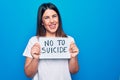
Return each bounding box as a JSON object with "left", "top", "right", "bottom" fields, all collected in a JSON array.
[
  {"left": 31, "top": 43, "right": 40, "bottom": 59},
  {"left": 69, "top": 42, "right": 79, "bottom": 58}
]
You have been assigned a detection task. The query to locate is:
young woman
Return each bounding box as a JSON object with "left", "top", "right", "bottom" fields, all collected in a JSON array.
[{"left": 23, "top": 2, "right": 79, "bottom": 80}]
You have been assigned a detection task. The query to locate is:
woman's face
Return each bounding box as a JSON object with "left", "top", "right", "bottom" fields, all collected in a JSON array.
[{"left": 42, "top": 9, "right": 59, "bottom": 36}]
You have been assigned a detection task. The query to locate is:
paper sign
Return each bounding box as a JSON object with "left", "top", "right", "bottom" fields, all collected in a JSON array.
[{"left": 39, "top": 37, "right": 71, "bottom": 59}]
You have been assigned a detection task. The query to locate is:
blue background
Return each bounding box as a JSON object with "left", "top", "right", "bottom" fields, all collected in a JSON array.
[{"left": 0, "top": 0, "right": 120, "bottom": 80}]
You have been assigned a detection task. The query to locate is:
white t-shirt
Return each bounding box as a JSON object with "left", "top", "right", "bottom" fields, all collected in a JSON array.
[{"left": 23, "top": 36, "right": 75, "bottom": 80}]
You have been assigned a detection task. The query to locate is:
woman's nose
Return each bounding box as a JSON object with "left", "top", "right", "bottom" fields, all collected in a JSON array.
[{"left": 50, "top": 17, "right": 54, "bottom": 23}]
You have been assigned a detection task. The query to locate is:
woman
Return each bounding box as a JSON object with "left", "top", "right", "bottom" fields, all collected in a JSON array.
[{"left": 23, "top": 2, "right": 79, "bottom": 80}]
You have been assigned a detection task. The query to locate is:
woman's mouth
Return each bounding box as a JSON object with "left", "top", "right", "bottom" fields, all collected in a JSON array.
[{"left": 49, "top": 24, "right": 56, "bottom": 29}]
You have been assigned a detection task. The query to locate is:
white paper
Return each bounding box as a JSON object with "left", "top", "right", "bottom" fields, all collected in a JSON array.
[{"left": 39, "top": 37, "right": 71, "bottom": 59}]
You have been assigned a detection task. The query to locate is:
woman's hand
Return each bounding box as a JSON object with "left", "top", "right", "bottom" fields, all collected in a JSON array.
[
  {"left": 69, "top": 42, "right": 79, "bottom": 73},
  {"left": 69, "top": 42, "right": 79, "bottom": 58},
  {"left": 31, "top": 43, "right": 40, "bottom": 59},
  {"left": 25, "top": 43, "right": 40, "bottom": 77}
]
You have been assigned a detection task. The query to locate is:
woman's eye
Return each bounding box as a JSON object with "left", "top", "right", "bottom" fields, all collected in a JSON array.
[
  {"left": 52, "top": 14, "right": 57, "bottom": 18},
  {"left": 44, "top": 16, "right": 49, "bottom": 19}
]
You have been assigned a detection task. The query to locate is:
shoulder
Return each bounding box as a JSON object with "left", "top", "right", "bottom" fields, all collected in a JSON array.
[
  {"left": 28, "top": 36, "right": 38, "bottom": 44},
  {"left": 67, "top": 35, "right": 74, "bottom": 38},
  {"left": 29, "top": 36, "right": 37, "bottom": 40}
]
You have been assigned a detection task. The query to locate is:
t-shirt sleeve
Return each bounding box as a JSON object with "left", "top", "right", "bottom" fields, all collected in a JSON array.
[
  {"left": 68, "top": 35, "right": 75, "bottom": 43},
  {"left": 23, "top": 36, "right": 38, "bottom": 58}
]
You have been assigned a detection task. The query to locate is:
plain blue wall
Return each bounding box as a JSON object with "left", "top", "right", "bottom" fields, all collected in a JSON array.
[{"left": 0, "top": 0, "right": 120, "bottom": 80}]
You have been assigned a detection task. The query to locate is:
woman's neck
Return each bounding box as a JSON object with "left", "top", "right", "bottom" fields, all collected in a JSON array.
[{"left": 45, "top": 32, "right": 56, "bottom": 37}]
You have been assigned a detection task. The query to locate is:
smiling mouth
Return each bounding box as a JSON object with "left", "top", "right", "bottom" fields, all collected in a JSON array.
[{"left": 49, "top": 24, "right": 56, "bottom": 29}]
